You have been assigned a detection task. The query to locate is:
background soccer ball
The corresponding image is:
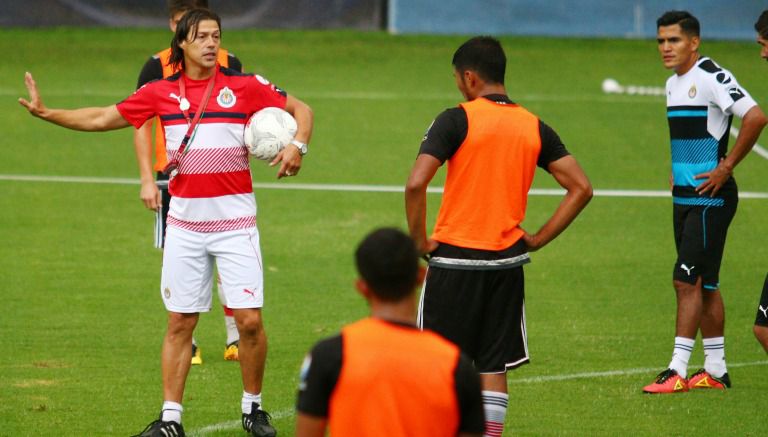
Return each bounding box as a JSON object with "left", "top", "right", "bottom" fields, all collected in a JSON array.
[{"left": 244, "top": 107, "right": 298, "bottom": 161}]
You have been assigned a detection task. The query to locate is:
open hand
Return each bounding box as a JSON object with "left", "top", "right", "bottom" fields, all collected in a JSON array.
[
  {"left": 694, "top": 159, "right": 732, "bottom": 197},
  {"left": 18, "top": 72, "right": 46, "bottom": 117}
]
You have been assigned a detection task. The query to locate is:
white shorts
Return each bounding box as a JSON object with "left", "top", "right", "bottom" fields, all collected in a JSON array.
[{"left": 161, "top": 225, "right": 264, "bottom": 313}]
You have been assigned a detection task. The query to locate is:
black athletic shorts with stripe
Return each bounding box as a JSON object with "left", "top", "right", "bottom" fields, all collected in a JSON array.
[
  {"left": 154, "top": 171, "right": 171, "bottom": 249},
  {"left": 672, "top": 197, "right": 737, "bottom": 290},
  {"left": 755, "top": 273, "right": 768, "bottom": 327},
  {"left": 418, "top": 239, "right": 530, "bottom": 373}
]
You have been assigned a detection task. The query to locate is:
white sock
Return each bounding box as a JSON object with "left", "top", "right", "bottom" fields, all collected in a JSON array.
[
  {"left": 161, "top": 401, "right": 183, "bottom": 424},
  {"left": 482, "top": 390, "right": 507, "bottom": 437},
  {"left": 242, "top": 391, "right": 262, "bottom": 414},
  {"left": 668, "top": 336, "right": 695, "bottom": 378},
  {"left": 702, "top": 336, "right": 727, "bottom": 377},
  {"left": 225, "top": 315, "right": 239, "bottom": 345}
]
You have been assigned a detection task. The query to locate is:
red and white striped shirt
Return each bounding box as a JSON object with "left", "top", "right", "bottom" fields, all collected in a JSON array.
[{"left": 117, "top": 66, "right": 287, "bottom": 233}]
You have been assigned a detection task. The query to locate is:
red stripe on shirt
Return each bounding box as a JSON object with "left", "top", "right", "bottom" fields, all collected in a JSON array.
[{"left": 170, "top": 170, "right": 253, "bottom": 198}]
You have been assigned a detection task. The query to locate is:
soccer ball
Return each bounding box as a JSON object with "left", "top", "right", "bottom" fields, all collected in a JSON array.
[{"left": 244, "top": 107, "right": 297, "bottom": 161}]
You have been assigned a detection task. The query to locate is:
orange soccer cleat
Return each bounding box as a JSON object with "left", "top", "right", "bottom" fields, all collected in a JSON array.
[
  {"left": 687, "top": 369, "right": 731, "bottom": 390},
  {"left": 643, "top": 368, "right": 689, "bottom": 394}
]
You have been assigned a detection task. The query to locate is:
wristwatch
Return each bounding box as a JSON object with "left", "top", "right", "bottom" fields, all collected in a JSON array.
[{"left": 290, "top": 139, "right": 308, "bottom": 155}]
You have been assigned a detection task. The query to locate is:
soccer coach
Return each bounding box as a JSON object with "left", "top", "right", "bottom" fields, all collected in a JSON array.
[{"left": 19, "top": 8, "right": 313, "bottom": 436}]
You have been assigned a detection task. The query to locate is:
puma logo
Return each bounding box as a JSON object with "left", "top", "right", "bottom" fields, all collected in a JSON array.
[
  {"left": 169, "top": 93, "right": 190, "bottom": 110},
  {"left": 243, "top": 288, "right": 256, "bottom": 299},
  {"left": 680, "top": 264, "right": 695, "bottom": 276},
  {"left": 759, "top": 305, "right": 768, "bottom": 318}
]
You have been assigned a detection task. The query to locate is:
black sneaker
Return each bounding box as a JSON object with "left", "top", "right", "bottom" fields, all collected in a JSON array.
[
  {"left": 131, "top": 416, "right": 185, "bottom": 437},
  {"left": 242, "top": 402, "right": 277, "bottom": 437}
]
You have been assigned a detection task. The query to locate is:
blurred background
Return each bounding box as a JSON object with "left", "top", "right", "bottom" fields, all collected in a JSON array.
[{"left": 2, "top": 0, "right": 762, "bottom": 40}]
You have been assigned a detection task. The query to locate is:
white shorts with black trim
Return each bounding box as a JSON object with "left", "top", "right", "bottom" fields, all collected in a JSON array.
[{"left": 161, "top": 225, "right": 264, "bottom": 313}]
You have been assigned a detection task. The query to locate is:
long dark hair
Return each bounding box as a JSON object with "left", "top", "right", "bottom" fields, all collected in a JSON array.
[{"left": 169, "top": 8, "right": 221, "bottom": 71}]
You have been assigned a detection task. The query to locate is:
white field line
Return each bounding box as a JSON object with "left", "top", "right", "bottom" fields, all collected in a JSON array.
[
  {"left": 186, "top": 359, "right": 768, "bottom": 434},
  {"left": 508, "top": 359, "right": 768, "bottom": 384},
  {"left": 1, "top": 87, "right": 661, "bottom": 103},
  {"left": 1, "top": 174, "right": 767, "bottom": 199},
  {"left": 188, "top": 408, "right": 293, "bottom": 437}
]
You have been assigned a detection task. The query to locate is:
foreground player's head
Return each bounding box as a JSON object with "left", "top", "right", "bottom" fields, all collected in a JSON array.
[
  {"left": 169, "top": 8, "right": 221, "bottom": 72},
  {"left": 355, "top": 228, "right": 420, "bottom": 303},
  {"left": 167, "top": 0, "right": 209, "bottom": 31},
  {"left": 452, "top": 36, "right": 506, "bottom": 85},
  {"left": 656, "top": 11, "right": 700, "bottom": 74},
  {"left": 452, "top": 36, "right": 506, "bottom": 100},
  {"left": 755, "top": 10, "right": 768, "bottom": 61}
]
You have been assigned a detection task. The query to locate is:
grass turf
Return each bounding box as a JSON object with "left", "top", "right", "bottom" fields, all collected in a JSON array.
[{"left": 1, "top": 28, "right": 767, "bottom": 435}]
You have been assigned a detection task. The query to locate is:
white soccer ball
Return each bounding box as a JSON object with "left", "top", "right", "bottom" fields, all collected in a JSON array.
[
  {"left": 244, "top": 107, "right": 297, "bottom": 161},
  {"left": 601, "top": 78, "right": 623, "bottom": 94}
]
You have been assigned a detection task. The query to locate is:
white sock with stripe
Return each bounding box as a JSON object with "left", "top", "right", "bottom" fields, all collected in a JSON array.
[
  {"left": 702, "top": 336, "right": 727, "bottom": 377},
  {"left": 482, "top": 390, "right": 508, "bottom": 437},
  {"left": 225, "top": 314, "right": 239, "bottom": 345},
  {"left": 241, "top": 391, "right": 262, "bottom": 414},
  {"left": 161, "top": 401, "right": 183, "bottom": 424},
  {"left": 668, "top": 336, "right": 695, "bottom": 378}
]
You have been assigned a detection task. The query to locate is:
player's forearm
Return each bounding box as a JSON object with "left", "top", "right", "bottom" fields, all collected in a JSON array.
[
  {"left": 37, "top": 105, "right": 129, "bottom": 132},
  {"left": 405, "top": 155, "right": 441, "bottom": 253},
  {"left": 133, "top": 123, "right": 155, "bottom": 183},
  {"left": 404, "top": 186, "right": 429, "bottom": 251},
  {"left": 530, "top": 156, "right": 592, "bottom": 249},
  {"left": 287, "top": 96, "right": 314, "bottom": 144},
  {"left": 530, "top": 185, "right": 592, "bottom": 249},
  {"left": 724, "top": 105, "right": 768, "bottom": 170}
]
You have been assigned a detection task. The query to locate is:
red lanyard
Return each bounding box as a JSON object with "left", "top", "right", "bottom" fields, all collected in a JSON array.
[{"left": 163, "top": 71, "right": 217, "bottom": 175}]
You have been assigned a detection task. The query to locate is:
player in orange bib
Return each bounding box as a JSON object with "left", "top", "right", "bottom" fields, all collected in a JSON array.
[
  {"left": 406, "top": 36, "right": 592, "bottom": 436},
  {"left": 296, "top": 228, "right": 485, "bottom": 437}
]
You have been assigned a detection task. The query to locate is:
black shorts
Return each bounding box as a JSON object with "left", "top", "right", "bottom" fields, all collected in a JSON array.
[
  {"left": 418, "top": 242, "right": 530, "bottom": 373},
  {"left": 154, "top": 171, "right": 171, "bottom": 249},
  {"left": 755, "top": 273, "right": 768, "bottom": 327},
  {"left": 672, "top": 199, "right": 737, "bottom": 290}
]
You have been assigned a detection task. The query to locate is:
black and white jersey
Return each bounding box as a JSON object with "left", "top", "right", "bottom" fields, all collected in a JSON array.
[{"left": 665, "top": 56, "right": 757, "bottom": 204}]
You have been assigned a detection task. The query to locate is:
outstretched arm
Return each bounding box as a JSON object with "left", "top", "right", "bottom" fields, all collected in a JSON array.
[
  {"left": 523, "top": 155, "right": 592, "bottom": 251},
  {"left": 695, "top": 105, "right": 768, "bottom": 197},
  {"left": 19, "top": 72, "right": 130, "bottom": 132},
  {"left": 405, "top": 154, "right": 442, "bottom": 255}
]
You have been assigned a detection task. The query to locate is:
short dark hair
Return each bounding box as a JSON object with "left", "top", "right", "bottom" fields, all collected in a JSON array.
[
  {"left": 755, "top": 10, "right": 768, "bottom": 39},
  {"left": 657, "top": 10, "right": 700, "bottom": 37},
  {"left": 452, "top": 36, "right": 506, "bottom": 85},
  {"left": 355, "top": 228, "right": 419, "bottom": 302},
  {"left": 167, "top": 0, "right": 209, "bottom": 18},
  {"left": 169, "top": 8, "right": 221, "bottom": 71}
]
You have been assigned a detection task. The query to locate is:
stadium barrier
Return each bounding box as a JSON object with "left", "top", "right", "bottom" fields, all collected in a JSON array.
[{"left": 388, "top": 0, "right": 764, "bottom": 40}]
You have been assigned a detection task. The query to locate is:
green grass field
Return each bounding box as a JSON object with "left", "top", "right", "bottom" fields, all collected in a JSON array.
[{"left": 1, "top": 27, "right": 767, "bottom": 436}]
